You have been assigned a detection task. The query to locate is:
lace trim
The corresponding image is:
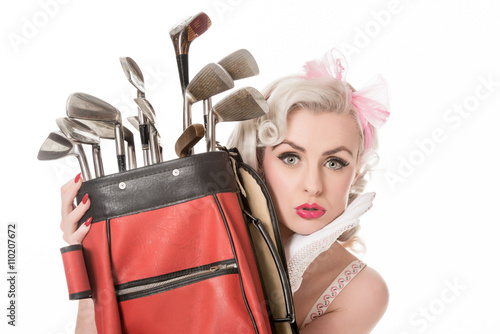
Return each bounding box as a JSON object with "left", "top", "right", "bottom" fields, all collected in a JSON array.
[{"left": 301, "top": 260, "right": 366, "bottom": 329}]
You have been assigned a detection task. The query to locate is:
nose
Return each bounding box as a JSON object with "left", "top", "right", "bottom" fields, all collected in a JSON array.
[{"left": 302, "top": 164, "right": 323, "bottom": 196}]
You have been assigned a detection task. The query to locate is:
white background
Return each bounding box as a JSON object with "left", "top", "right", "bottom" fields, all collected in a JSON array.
[{"left": 1, "top": 0, "right": 499, "bottom": 333}]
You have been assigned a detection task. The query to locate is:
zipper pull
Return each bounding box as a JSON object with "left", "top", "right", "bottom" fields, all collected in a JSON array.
[{"left": 210, "top": 264, "right": 227, "bottom": 272}]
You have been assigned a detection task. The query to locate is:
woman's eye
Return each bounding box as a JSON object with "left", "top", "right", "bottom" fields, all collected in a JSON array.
[
  {"left": 325, "top": 158, "right": 349, "bottom": 170},
  {"left": 278, "top": 153, "right": 300, "bottom": 166}
]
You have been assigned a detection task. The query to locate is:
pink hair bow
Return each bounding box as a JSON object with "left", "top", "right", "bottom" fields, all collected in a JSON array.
[{"left": 301, "top": 49, "right": 390, "bottom": 150}]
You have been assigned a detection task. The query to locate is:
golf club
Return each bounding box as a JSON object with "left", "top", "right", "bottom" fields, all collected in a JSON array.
[
  {"left": 37, "top": 131, "right": 92, "bottom": 181},
  {"left": 184, "top": 63, "right": 234, "bottom": 132},
  {"left": 207, "top": 87, "right": 269, "bottom": 152},
  {"left": 119, "top": 56, "right": 151, "bottom": 166},
  {"left": 66, "top": 92, "right": 127, "bottom": 172},
  {"left": 169, "top": 12, "right": 211, "bottom": 94}
]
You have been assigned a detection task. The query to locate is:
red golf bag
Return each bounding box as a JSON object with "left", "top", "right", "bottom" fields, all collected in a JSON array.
[{"left": 60, "top": 150, "right": 298, "bottom": 333}]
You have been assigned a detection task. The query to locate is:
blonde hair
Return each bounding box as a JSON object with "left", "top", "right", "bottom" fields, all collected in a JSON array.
[{"left": 228, "top": 76, "right": 379, "bottom": 252}]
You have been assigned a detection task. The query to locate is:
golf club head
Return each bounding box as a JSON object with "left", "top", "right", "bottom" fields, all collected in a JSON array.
[
  {"left": 170, "top": 12, "right": 212, "bottom": 93},
  {"left": 183, "top": 63, "right": 234, "bottom": 130},
  {"left": 66, "top": 92, "right": 126, "bottom": 172},
  {"left": 37, "top": 131, "right": 91, "bottom": 180},
  {"left": 119, "top": 57, "right": 145, "bottom": 94},
  {"left": 67, "top": 92, "right": 122, "bottom": 124},
  {"left": 213, "top": 87, "right": 269, "bottom": 122},
  {"left": 186, "top": 63, "right": 234, "bottom": 102},
  {"left": 78, "top": 119, "right": 115, "bottom": 139},
  {"left": 134, "top": 98, "right": 157, "bottom": 124},
  {"left": 218, "top": 49, "right": 259, "bottom": 80},
  {"left": 169, "top": 12, "right": 212, "bottom": 56},
  {"left": 56, "top": 117, "right": 100, "bottom": 145},
  {"left": 207, "top": 87, "right": 269, "bottom": 152},
  {"left": 175, "top": 123, "right": 205, "bottom": 158}
]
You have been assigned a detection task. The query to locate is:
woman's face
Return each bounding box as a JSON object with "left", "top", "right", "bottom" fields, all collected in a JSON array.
[{"left": 262, "top": 108, "right": 361, "bottom": 240}]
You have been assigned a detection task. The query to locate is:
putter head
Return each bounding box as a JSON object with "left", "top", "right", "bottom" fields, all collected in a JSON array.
[
  {"left": 56, "top": 117, "right": 100, "bottom": 145},
  {"left": 218, "top": 49, "right": 259, "bottom": 80},
  {"left": 134, "top": 98, "right": 157, "bottom": 124},
  {"left": 213, "top": 87, "right": 269, "bottom": 122},
  {"left": 78, "top": 119, "right": 115, "bottom": 139},
  {"left": 186, "top": 63, "right": 234, "bottom": 102},
  {"left": 119, "top": 57, "right": 145, "bottom": 94},
  {"left": 67, "top": 92, "right": 122, "bottom": 124},
  {"left": 169, "top": 12, "right": 212, "bottom": 55},
  {"left": 175, "top": 123, "right": 205, "bottom": 157}
]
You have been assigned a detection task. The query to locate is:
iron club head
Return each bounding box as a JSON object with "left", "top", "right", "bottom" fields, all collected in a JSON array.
[
  {"left": 119, "top": 57, "right": 145, "bottom": 96},
  {"left": 207, "top": 87, "right": 268, "bottom": 151},
  {"left": 37, "top": 131, "right": 92, "bottom": 181},
  {"left": 56, "top": 117, "right": 103, "bottom": 177},
  {"left": 183, "top": 63, "right": 234, "bottom": 130},
  {"left": 66, "top": 92, "right": 126, "bottom": 172}
]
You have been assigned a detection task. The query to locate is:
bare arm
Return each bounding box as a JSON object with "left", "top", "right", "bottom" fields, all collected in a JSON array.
[
  {"left": 61, "top": 174, "right": 96, "bottom": 333},
  {"left": 300, "top": 266, "right": 389, "bottom": 334}
]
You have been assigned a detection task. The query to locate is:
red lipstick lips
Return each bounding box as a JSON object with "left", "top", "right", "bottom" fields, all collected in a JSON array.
[{"left": 295, "top": 203, "right": 326, "bottom": 219}]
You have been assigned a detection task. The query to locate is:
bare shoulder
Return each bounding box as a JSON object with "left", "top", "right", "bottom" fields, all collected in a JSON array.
[
  {"left": 301, "top": 265, "right": 389, "bottom": 333},
  {"left": 330, "top": 265, "right": 389, "bottom": 332},
  {"left": 343, "top": 265, "right": 389, "bottom": 314}
]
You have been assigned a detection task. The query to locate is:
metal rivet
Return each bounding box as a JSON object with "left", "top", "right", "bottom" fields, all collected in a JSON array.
[
  {"left": 172, "top": 169, "right": 180, "bottom": 176},
  {"left": 119, "top": 182, "right": 126, "bottom": 189}
]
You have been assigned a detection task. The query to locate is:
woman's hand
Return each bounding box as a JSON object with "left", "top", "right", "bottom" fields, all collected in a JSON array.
[{"left": 60, "top": 173, "right": 92, "bottom": 244}]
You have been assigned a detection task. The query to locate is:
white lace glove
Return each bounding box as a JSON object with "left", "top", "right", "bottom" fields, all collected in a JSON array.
[{"left": 284, "top": 192, "right": 376, "bottom": 292}]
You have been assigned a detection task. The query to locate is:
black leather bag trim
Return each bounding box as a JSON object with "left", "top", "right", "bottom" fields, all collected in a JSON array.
[{"left": 76, "top": 151, "right": 239, "bottom": 226}]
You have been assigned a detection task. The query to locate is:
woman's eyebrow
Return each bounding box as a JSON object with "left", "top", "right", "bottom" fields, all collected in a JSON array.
[
  {"left": 273, "top": 140, "right": 354, "bottom": 157},
  {"left": 272, "top": 140, "right": 305, "bottom": 152},
  {"left": 323, "top": 146, "right": 354, "bottom": 157}
]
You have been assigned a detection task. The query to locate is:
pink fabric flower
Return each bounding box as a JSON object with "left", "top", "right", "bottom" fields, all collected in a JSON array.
[{"left": 300, "top": 49, "right": 390, "bottom": 150}]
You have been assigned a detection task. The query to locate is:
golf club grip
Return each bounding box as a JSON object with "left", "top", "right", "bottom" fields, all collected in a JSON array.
[
  {"left": 117, "top": 154, "right": 126, "bottom": 172},
  {"left": 176, "top": 54, "right": 189, "bottom": 93},
  {"left": 139, "top": 124, "right": 150, "bottom": 150}
]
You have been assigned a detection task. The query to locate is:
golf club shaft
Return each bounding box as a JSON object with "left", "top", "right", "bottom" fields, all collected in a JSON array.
[
  {"left": 92, "top": 145, "right": 104, "bottom": 177},
  {"left": 114, "top": 124, "right": 126, "bottom": 172},
  {"left": 76, "top": 143, "right": 92, "bottom": 180}
]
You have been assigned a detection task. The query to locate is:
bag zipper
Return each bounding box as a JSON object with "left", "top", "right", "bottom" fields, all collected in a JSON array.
[{"left": 116, "top": 259, "right": 238, "bottom": 302}]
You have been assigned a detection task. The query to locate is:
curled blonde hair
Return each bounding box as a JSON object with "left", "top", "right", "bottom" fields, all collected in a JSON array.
[{"left": 228, "top": 76, "right": 379, "bottom": 252}]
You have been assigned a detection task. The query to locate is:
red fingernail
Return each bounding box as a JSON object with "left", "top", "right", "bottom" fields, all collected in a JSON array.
[
  {"left": 84, "top": 217, "right": 92, "bottom": 227},
  {"left": 82, "top": 194, "right": 89, "bottom": 205},
  {"left": 74, "top": 173, "right": 82, "bottom": 183}
]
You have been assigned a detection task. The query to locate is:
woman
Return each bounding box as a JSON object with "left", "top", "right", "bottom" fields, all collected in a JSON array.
[
  {"left": 228, "top": 49, "right": 390, "bottom": 332},
  {"left": 60, "top": 49, "right": 389, "bottom": 333}
]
